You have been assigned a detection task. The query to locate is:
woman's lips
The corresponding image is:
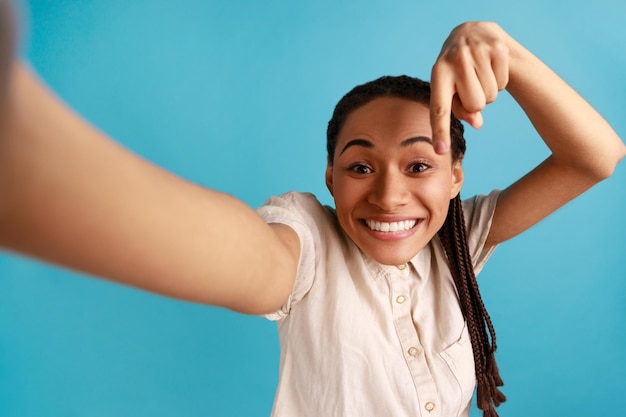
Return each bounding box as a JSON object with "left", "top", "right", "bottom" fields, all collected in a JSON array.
[{"left": 365, "top": 218, "right": 417, "bottom": 232}]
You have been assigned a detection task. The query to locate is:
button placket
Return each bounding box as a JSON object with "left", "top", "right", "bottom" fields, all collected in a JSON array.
[{"left": 389, "top": 269, "right": 441, "bottom": 417}]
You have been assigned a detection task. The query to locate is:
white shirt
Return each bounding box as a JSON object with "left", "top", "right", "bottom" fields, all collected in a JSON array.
[{"left": 257, "top": 190, "right": 500, "bottom": 417}]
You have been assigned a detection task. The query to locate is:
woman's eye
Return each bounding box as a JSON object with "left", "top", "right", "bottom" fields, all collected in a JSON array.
[
  {"left": 349, "top": 164, "right": 373, "bottom": 174},
  {"left": 410, "top": 163, "right": 429, "bottom": 173}
]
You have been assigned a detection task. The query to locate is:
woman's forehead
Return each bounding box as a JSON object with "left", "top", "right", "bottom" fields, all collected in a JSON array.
[{"left": 337, "top": 97, "right": 432, "bottom": 146}]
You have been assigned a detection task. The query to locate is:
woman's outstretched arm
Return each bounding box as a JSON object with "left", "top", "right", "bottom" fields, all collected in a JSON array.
[{"left": 0, "top": 64, "right": 299, "bottom": 314}]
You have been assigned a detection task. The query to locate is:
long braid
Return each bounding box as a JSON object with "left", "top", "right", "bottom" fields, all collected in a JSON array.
[{"left": 438, "top": 195, "right": 506, "bottom": 417}]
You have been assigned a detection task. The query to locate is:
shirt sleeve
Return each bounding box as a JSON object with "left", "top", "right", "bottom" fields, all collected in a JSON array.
[
  {"left": 256, "top": 192, "right": 324, "bottom": 320},
  {"left": 461, "top": 190, "right": 501, "bottom": 274}
]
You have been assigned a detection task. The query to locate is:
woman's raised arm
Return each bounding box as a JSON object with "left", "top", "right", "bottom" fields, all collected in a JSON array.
[{"left": 429, "top": 22, "right": 625, "bottom": 246}]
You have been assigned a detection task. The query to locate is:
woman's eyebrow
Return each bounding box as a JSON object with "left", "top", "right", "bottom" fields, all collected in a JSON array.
[
  {"left": 339, "top": 138, "right": 374, "bottom": 155},
  {"left": 401, "top": 136, "right": 433, "bottom": 147},
  {"left": 339, "top": 136, "right": 433, "bottom": 156}
]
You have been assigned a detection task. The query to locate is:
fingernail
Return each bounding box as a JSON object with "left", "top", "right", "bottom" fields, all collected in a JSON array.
[{"left": 435, "top": 141, "right": 449, "bottom": 154}]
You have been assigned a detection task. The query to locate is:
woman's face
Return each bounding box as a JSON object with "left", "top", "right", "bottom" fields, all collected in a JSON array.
[{"left": 326, "top": 96, "right": 464, "bottom": 265}]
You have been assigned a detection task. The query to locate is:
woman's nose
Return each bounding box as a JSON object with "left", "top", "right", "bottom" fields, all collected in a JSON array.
[{"left": 367, "top": 170, "right": 410, "bottom": 211}]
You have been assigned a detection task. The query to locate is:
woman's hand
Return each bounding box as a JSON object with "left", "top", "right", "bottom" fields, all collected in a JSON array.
[
  {"left": 430, "top": 21, "right": 511, "bottom": 154},
  {"left": 429, "top": 22, "right": 624, "bottom": 246}
]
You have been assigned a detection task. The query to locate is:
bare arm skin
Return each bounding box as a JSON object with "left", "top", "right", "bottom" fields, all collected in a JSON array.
[
  {"left": 0, "top": 64, "right": 299, "bottom": 314},
  {"left": 429, "top": 22, "right": 626, "bottom": 246}
]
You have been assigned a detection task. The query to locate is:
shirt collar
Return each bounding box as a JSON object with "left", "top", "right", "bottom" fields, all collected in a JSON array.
[{"left": 359, "top": 241, "right": 433, "bottom": 281}]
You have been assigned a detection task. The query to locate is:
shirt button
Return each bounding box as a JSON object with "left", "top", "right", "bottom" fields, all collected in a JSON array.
[
  {"left": 424, "top": 401, "right": 435, "bottom": 412},
  {"left": 396, "top": 295, "right": 407, "bottom": 304},
  {"left": 407, "top": 347, "right": 420, "bottom": 357},
  {"left": 396, "top": 264, "right": 407, "bottom": 270}
]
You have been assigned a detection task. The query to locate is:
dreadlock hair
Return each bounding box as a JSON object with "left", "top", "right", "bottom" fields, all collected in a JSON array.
[{"left": 326, "top": 75, "right": 506, "bottom": 417}]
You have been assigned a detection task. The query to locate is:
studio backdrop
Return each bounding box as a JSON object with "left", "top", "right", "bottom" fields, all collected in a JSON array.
[{"left": 1, "top": 0, "right": 625, "bottom": 416}]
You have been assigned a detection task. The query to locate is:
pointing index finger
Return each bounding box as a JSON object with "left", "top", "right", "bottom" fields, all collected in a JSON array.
[{"left": 430, "top": 65, "right": 455, "bottom": 155}]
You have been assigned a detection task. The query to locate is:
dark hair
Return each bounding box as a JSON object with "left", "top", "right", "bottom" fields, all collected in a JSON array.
[{"left": 326, "top": 75, "right": 506, "bottom": 417}]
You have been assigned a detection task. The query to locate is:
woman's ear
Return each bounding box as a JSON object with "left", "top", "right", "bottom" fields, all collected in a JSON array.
[
  {"left": 325, "top": 163, "right": 334, "bottom": 197},
  {"left": 450, "top": 160, "right": 464, "bottom": 199}
]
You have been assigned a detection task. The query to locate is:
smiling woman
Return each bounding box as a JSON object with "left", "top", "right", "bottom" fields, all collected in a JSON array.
[
  {"left": 0, "top": 4, "right": 625, "bottom": 417},
  {"left": 276, "top": 76, "right": 504, "bottom": 416}
]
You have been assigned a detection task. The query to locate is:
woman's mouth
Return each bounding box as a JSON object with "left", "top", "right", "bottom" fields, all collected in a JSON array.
[{"left": 364, "top": 219, "right": 417, "bottom": 232}]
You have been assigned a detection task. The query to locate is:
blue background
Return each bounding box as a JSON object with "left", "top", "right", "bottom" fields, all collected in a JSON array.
[{"left": 1, "top": 0, "right": 625, "bottom": 416}]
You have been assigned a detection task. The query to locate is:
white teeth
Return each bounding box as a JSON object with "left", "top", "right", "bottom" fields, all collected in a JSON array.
[{"left": 365, "top": 219, "right": 417, "bottom": 232}]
